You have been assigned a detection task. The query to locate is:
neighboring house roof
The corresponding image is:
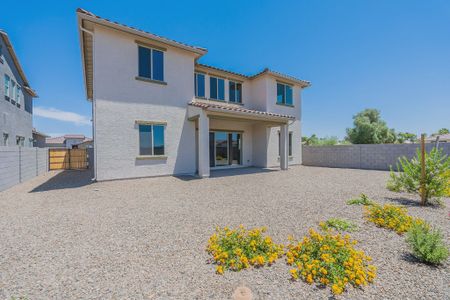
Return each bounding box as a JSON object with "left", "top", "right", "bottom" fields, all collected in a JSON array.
[
  {"left": 189, "top": 100, "right": 295, "bottom": 120},
  {"left": 45, "top": 135, "right": 88, "bottom": 145},
  {"left": 425, "top": 134, "right": 450, "bottom": 142},
  {"left": 0, "top": 30, "right": 38, "bottom": 97},
  {"left": 64, "top": 134, "right": 86, "bottom": 139},
  {"left": 45, "top": 136, "right": 66, "bottom": 145},
  {"left": 32, "top": 128, "right": 49, "bottom": 138}
]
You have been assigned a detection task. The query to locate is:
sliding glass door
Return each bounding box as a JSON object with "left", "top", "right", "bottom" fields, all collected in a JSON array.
[{"left": 209, "top": 131, "right": 242, "bottom": 167}]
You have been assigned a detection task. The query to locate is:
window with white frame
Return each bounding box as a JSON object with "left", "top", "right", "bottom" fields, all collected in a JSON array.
[
  {"left": 11, "top": 80, "right": 16, "bottom": 103},
  {"left": 16, "top": 85, "right": 21, "bottom": 106},
  {"left": 194, "top": 73, "right": 205, "bottom": 98},
  {"left": 210, "top": 76, "right": 225, "bottom": 100},
  {"left": 138, "top": 123, "right": 165, "bottom": 156},
  {"left": 138, "top": 45, "right": 164, "bottom": 82},
  {"left": 276, "top": 83, "right": 293, "bottom": 106},
  {"left": 4, "top": 74, "right": 10, "bottom": 100},
  {"left": 229, "top": 81, "right": 242, "bottom": 103}
]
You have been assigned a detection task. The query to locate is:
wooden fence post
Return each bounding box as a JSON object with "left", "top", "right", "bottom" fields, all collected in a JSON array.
[{"left": 420, "top": 134, "right": 426, "bottom": 206}]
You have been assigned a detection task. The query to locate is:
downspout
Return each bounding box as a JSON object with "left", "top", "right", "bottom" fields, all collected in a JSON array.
[{"left": 79, "top": 24, "right": 97, "bottom": 181}]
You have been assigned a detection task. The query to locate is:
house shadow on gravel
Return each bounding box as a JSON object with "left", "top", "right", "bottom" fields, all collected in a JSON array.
[{"left": 30, "top": 170, "right": 94, "bottom": 192}]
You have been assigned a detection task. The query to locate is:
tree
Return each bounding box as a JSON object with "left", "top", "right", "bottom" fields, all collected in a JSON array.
[
  {"left": 397, "top": 132, "right": 418, "bottom": 144},
  {"left": 435, "top": 128, "right": 449, "bottom": 135},
  {"left": 346, "top": 109, "right": 396, "bottom": 144},
  {"left": 302, "top": 134, "right": 319, "bottom": 145}
]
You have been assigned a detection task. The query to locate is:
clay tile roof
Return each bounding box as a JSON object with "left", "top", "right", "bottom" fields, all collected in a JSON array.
[
  {"left": 250, "top": 68, "right": 311, "bottom": 87},
  {"left": 76, "top": 8, "right": 207, "bottom": 55},
  {"left": 188, "top": 101, "right": 295, "bottom": 120},
  {"left": 195, "top": 63, "right": 249, "bottom": 79}
]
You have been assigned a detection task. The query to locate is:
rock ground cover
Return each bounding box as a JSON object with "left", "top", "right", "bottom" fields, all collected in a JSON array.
[{"left": 0, "top": 166, "right": 448, "bottom": 299}]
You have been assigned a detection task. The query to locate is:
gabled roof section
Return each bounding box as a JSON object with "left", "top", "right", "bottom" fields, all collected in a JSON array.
[
  {"left": 196, "top": 63, "right": 311, "bottom": 88},
  {"left": 0, "top": 30, "right": 38, "bottom": 97},
  {"left": 77, "top": 8, "right": 207, "bottom": 100},
  {"left": 250, "top": 68, "right": 311, "bottom": 88},
  {"left": 76, "top": 8, "right": 207, "bottom": 55}
]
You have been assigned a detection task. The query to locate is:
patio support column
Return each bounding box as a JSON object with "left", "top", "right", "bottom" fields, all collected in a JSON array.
[
  {"left": 198, "top": 111, "right": 210, "bottom": 178},
  {"left": 280, "top": 123, "right": 289, "bottom": 170}
]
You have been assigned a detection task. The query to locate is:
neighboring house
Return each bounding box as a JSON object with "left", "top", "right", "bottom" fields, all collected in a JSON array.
[
  {"left": 0, "top": 30, "right": 38, "bottom": 147},
  {"left": 77, "top": 8, "right": 310, "bottom": 181},
  {"left": 75, "top": 138, "right": 93, "bottom": 149},
  {"left": 45, "top": 134, "right": 91, "bottom": 149},
  {"left": 32, "top": 128, "right": 49, "bottom": 148},
  {"left": 425, "top": 134, "right": 450, "bottom": 143}
]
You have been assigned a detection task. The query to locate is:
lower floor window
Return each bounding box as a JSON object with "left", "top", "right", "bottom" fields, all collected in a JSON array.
[
  {"left": 2, "top": 133, "right": 8, "bottom": 146},
  {"left": 138, "top": 124, "right": 165, "bottom": 155},
  {"left": 278, "top": 131, "right": 293, "bottom": 157}
]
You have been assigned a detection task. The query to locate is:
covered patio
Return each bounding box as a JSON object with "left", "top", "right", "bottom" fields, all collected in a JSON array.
[{"left": 187, "top": 100, "right": 295, "bottom": 178}]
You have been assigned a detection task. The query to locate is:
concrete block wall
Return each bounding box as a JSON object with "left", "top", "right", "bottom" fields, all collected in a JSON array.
[
  {"left": 303, "top": 143, "right": 450, "bottom": 171},
  {"left": 0, "top": 146, "right": 48, "bottom": 191}
]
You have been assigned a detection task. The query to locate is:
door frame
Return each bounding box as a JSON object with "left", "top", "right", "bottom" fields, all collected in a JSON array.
[{"left": 209, "top": 130, "right": 243, "bottom": 169}]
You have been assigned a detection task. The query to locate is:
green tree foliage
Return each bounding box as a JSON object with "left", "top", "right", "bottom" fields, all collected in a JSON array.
[
  {"left": 346, "top": 109, "right": 396, "bottom": 144},
  {"left": 435, "top": 128, "right": 449, "bottom": 135},
  {"left": 387, "top": 148, "right": 450, "bottom": 204},
  {"left": 397, "top": 132, "right": 418, "bottom": 144},
  {"left": 302, "top": 134, "right": 339, "bottom": 146}
]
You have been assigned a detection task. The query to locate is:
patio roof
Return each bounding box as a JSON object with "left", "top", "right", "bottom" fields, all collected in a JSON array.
[{"left": 188, "top": 100, "right": 295, "bottom": 121}]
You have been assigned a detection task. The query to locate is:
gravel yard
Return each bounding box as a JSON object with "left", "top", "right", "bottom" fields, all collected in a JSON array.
[{"left": 0, "top": 166, "right": 448, "bottom": 299}]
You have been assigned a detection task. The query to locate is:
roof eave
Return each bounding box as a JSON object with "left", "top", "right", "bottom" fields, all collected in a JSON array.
[
  {"left": 0, "top": 30, "right": 38, "bottom": 98},
  {"left": 76, "top": 9, "right": 207, "bottom": 57}
]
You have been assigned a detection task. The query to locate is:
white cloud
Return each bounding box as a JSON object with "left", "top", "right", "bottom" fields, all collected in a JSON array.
[{"left": 34, "top": 107, "right": 91, "bottom": 126}]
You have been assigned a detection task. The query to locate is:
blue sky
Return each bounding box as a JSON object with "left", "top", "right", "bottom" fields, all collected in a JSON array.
[{"left": 3, "top": 0, "right": 450, "bottom": 138}]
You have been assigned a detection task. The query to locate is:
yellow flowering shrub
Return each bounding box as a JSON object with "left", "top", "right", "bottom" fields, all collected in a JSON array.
[
  {"left": 364, "top": 204, "right": 428, "bottom": 234},
  {"left": 286, "top": 229, "right": 376, "bottom": 295},
  {"left": 206, "top": 225, "right": 284, "bottom": 274}
]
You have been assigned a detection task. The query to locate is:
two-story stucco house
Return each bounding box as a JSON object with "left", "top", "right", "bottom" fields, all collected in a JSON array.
[
  {"left": 77, "top": 9, "right": 310, "bottom": 181},
  {"left": 0, "top": 30, "right": 37, "bottom": 147}
]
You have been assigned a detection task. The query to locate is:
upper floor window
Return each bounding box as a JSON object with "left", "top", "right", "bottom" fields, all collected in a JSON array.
[
  {"left": 277, "top": 83, "right": 293, "bottom": 106},
  {"left": 4, "top": 74, "right": 10, "bottom": 99},
  {"left": 138, "top": 123, "right": 165, "bottom": 156},
  {"left": 229, "top": 81, "right": 242, "bottom": 103},
  {"left": 16, "top": 85, "right": 21, "bottom": 106},
  {"left": 210, "top": 77, "right": 225, "bottom": 100},
  {"left": 138, "top": 45, "right": 164, "bottom": 82},
  {"left": 11, "top": 81, "right": 16, "bottom": 103},
  {"left": 194, "top": 73, "right": 205, "bottom": 98}
]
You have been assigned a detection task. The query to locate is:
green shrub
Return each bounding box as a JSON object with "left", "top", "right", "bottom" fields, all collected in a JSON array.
[
  {"left": 387, "top": 148, "right": 450, "bottom": 205},
  {"left": 319, "top": 218, "right": 357, "bottom": 232},
  {"left": 406, "top": 222, "right": 449, "bottom": 265},
  {"left": 346, "top": 193, "right": 375, "bottom": 206}
]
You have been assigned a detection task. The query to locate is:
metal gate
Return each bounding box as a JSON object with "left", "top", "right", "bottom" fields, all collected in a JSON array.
[{"left": 49, "top": 149, "right": 88, "bottom": 170}]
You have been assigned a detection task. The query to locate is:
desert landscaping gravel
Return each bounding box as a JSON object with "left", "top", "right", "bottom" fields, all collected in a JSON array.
[{"left": 0, "top": 166, "right": 448, "bottom": 299}]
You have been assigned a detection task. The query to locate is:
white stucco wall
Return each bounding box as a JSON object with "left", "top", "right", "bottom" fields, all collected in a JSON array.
[
  {"left": 92, "top": 26, "right": 198, "bottom": 180},
  {"left": 90, "top": 24, "right": 304, "bottom": 180},
  {"left": 0, "top": 36, "right": 33, "bottom": 146}
]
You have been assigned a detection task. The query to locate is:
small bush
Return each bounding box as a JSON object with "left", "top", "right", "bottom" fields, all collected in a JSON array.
[
  {"left": 387, "top": 148, "right": 450, "bottom": 204},
  {"left": 365, "top": 204, "right": 427, "bottom": 234},
  {"left": 406, "top": 222, "right": 449, "bottom": 265},
  {"left": 347, "top": 194, "right": 375, "bottom": 206},
  {"left": 286, "top": 229, "right": 376, "bottom": 295},
  {"left": 206, "top": 225, "right": 284, "bottom": 274},
  {"left": 319, "top": 218, "right": 357, "bottom": 232}
]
